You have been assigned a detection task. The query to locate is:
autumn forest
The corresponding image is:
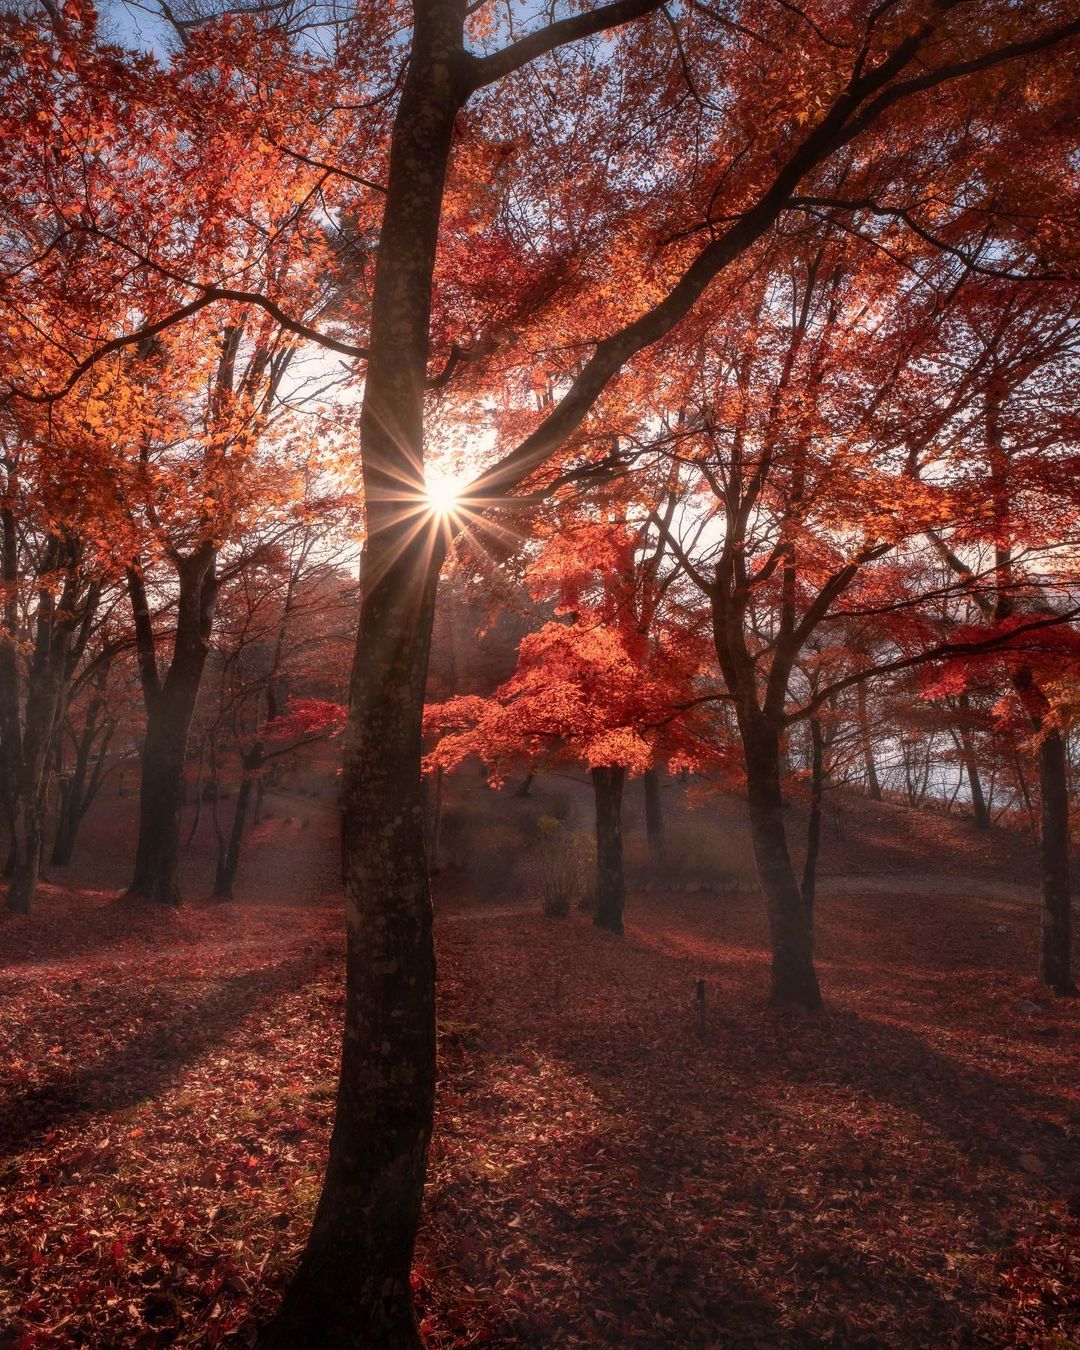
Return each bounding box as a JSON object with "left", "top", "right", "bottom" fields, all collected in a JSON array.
[{"left": 1, "top": 0, "right": 1079, "bottom": 1345}]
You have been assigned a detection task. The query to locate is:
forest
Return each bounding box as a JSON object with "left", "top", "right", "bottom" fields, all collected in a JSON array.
[{"left": 0, "top": 0, "right": 1078, "bottom": 1345}]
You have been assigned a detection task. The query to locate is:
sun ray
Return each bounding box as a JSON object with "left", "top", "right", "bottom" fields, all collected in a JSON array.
[{"left": 425, "top": 471, "right": 462, "bottom": 519}]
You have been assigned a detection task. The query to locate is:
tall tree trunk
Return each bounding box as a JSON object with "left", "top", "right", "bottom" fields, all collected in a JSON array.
[
  {"left": 592, "top": 765, "right": 626, "bottom": 934},
  {"left": 261, "top": 2, "right": 465, "bottom": 1338},
  {"left": 213, "top": 743, "right": 261, "bottom": 899},
  {"left": 263, "top": 536, "right": 442, "bottom": 1348},
  {"left": 3, "top": 534, "right": 92, "bottom": 913},
  {"left": 1038, "top": 727, "right": 1075, "bottom": 996},
  {"left": 643, "top": 766, "right": 665, "bottom": 863},
  {"left": 857, "top": 679, "right": 882, "bottom": 801},
  {"left": 127, "top": 549, "right": 217, "bottom": 906},
  {"left": 743, "top": 715, "right": 822, "bottom": 1010},
  {"left": 800, "top": 715, "right": 824, "bottom": 938},
  {"left": 128, "top": 699, "right": 195, "bottom": 906},
  {"left": 6, "top": 798, "right": 40, "bottom": 915}
]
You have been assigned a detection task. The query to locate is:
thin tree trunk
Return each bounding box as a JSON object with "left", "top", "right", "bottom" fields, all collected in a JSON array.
[
  {"left": 955, "top": 694, "right": 990, "bottom": 829},
  {"left": 964, "top": 750, "right": 990, "bottom": 828},
  {"left": 1014, "top": 752, "right": 1038, "bottom": 840},
  {"left": 3, "top": 535, "right": 92, "bottom": 912},
  {"left": 428, "top": 764, "right": 444, "bottom": 873},
  {"left": 186, "top": 738, "right": 207, "bottom": 848},
  {"left": 213, "top": 744, "right": 261, "bottom": 899},
  {"left": 743, "top": 716, "right": 822, "bottom": 1010},
  {"left": 857, "top": 679, "right": 882, "bottom": 801},
  {"left": 592, "top": 765, "right": 626, "bottom": 934},
  {"left": 643, "top": 766, "right": 665, "bottom": 863},
  {"left": 800, "top": 715, "right": 824, "bottom": 938},
  {"left": 51, "top": 695, "right": 112, "bottom": 865},
  {"left": 1038, "top": 728, "right": 1075, "bottom": 996}
]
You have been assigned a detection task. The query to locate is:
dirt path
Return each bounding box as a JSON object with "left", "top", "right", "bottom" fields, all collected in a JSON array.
[{"left": 825, "top": 871, "right": 1039, "bottom": 902}]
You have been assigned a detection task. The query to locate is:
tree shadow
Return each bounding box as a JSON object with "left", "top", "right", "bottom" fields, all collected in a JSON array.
[
  {"left": 431, "top": 912, "right": 1079, "bottom": 1346},
  {"left": 0, "top": 950, "right": 330, "bottom": 1163}
]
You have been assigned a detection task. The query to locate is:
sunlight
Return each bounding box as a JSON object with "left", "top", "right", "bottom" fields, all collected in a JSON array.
[{"left": 425, "top": 471, "right": 464, "bottom": 519}]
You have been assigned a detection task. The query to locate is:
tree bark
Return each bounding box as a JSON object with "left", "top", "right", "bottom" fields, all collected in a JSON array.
[
  {"left": 955, "top": 693, "right": 990, "bottom": 830},
  {"left": 643, "top": 766, "right": 665, "bottom": 863},
  {"left": 127, "top": 547, "right": 217, "bottom": 906},
  {"left": 592, "top": 765, "right": 625, "bottom": 934},
  {"left": 743, "top": 716, "right": 822, "bottom": 1010},
  {"left": 260, "top": 1, "right": 466, "bottom": 1339},
  {"left": 2, "top": 531, "right": 94, "bottom": 913},
  {"left": 1038, "top": 727, "right": 1075, "bottom": 996},
  {"left": 857, "top": 679, "right": 882, "bottom": 801},
  {"left": 262, "top": 534, "right": 442, "bottom": 1348},
  {"left": 213, "top": 743, "right": 261, "bottom": 900},
  {"left": 5, "top": 798, "right": 40, "bottom": 916},
  {"left": 1010, "top": 669, "right": 1074, "bottom": 996},
  {"left": 800, "top": 715, "right": 824, "bottom": 938}
]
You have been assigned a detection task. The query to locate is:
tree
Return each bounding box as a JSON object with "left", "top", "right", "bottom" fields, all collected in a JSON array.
[
  {"left": 5, "top": 2, "right": 1078, "bottom": 1340},
  {"left": 640, "top": 238, "right": 1078, "bottom": 1009},
  {"left": 922, "top": 280, "right": 1080, "bottom": 992},
  {"left": 426, "top": 519, "right": 718, "bottom": 934},
  {"left": 51, "top": 642, "right": 140, "bottom": 867},
  {"left": 197, "top": 527, "right": 355, "bottom": 899}
]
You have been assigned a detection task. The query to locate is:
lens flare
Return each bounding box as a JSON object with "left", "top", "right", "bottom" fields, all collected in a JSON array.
[{"left": 425, "top": 473, "right": 462, "bottom": 518}]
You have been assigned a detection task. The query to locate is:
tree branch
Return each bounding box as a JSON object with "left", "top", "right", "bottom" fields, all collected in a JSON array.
[{"left": 467, "top": 0, "right": 665, "bottom": 90}]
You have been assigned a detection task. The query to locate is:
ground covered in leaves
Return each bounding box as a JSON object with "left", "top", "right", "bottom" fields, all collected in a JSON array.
[{"left": 1, "top": 787, "right": 1078, "bottom": 1347}]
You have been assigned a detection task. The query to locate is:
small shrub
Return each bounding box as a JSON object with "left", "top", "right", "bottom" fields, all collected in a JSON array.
[
  {"left": 533, "top": 813, "right": 563, "bottom": 841},
  {"left": 532, "top": 828, "right": 592, "bottom": 918}
]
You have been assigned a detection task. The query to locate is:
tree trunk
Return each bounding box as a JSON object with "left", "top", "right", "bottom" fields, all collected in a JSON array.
[
  {"left": 127, "top": 550, "right": 217, "bottom": 906},
  {"left": 643, "top": 766, "right": 665, "bottom": 863},
  {"left": 213, "top": 744, "right": 261, "bottom": 900},
  {"left": 800, "top": 715, "right": 824, "bottom": 938},
  {"left": 261, "top": 535, "right": 442, "bottom": 1348},
  {"left": 5, "top": 799, "right": 40, "bottom": 915},
  {"left": 857, "top": 679, "right": 882, "bottom": 801},
  {"left": 962, "top": 738, "right": 990, "bottom": 830},
  {"left": 128, "top": 700, "right": 194, "bottom": 906},
  {"left": 592, "top": 765, "right": 625, "bottom": 934},
  {"left": 260, "top": 1, "right": 465, "bottom": 1334},
  {"left": 743, "top": 716, "right": 822, "bottom": 1010},
  {"left": 956, "top": 694, "right": 989, "bottom": 830},
  {"left": 2, "top": 540, "right": 87, "bottom": 913},
  {"left": 51, "top": 696, "right": 110, "bottom": 866},
  {"left": 50, "top": 783, "right": 82, "bottom": 867},
  {"left": 1038, "top": 728, "right": 1075, "bottom": 996},
  {"left": 186, "top": 738, "right": 207, "bottom": 847}
]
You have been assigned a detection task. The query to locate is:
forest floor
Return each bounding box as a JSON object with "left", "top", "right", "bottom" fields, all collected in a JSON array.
[{"left": 0, "top": 775, "right": 1078, "bottom": 1348}]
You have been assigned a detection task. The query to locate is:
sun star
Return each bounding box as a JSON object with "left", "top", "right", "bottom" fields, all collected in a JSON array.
[{"left": 425, "top": 472, "right": 462, "bottom": 519}]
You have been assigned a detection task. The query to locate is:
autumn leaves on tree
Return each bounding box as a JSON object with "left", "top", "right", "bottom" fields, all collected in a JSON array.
[{"left": 1, "top": 0, "right": 1079, "bottom": 1345}]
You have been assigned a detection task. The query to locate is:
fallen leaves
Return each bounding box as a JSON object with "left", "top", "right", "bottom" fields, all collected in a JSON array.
[{"left": 0, "top": 799, "right": 1078, "bottom": 1347}]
